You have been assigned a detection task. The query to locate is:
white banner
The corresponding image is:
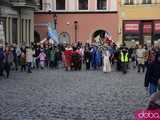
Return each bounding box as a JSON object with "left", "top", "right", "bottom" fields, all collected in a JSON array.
[{"left": 0, "top": 23, "right": 5, "bottom": 46}]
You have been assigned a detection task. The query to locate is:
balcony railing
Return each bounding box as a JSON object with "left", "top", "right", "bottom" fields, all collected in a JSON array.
[{"left": 10, "top": 0, "right": 38, "bottom": 7}]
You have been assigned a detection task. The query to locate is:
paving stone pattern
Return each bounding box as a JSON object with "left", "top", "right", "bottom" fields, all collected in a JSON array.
[{"left": 0, "top": 68, "right": 149, "bottom": 120}]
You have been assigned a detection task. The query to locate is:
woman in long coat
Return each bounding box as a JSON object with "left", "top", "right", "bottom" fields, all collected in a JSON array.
[{"left": 103, "top": 48, "right": 111, "bottom": 73}]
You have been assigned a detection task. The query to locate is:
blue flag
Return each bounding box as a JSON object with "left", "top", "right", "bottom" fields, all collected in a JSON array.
[{"left": 48, "top": 21, "right": 59, "bottom": 44}]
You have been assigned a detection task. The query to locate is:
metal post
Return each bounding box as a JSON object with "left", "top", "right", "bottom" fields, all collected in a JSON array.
[{"left": 74, "top": 21, "right": 78, "bottom": 43}]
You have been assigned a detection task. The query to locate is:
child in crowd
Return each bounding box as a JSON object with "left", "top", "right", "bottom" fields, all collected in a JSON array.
[{"left": 37, "top": 50, "right": 46, "bottom": 69}]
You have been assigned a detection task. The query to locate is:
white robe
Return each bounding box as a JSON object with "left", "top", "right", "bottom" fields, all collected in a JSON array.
[{"left": 103, "top": 50, "right": 111, "bottom": 73}]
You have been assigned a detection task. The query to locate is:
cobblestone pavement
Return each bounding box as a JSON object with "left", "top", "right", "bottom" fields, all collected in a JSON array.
[{"left": 0, "top": 66, "right": 148, "bottom": 120}]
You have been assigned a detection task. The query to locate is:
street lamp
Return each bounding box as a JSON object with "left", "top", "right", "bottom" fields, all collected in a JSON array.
[
  {"left": 53, "top": 14, "right": 57, "bottom": 29},
  {"left": 74, "top": 21, "right": 78, "bottom": 43},
  {"left": 48, "top": 10, "right": 57, "bottom": 29}
]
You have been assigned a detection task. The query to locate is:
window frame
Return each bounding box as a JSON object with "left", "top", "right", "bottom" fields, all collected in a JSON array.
[
  {"left": 124, "top": 0, "right": 134, "bottom": 5},
  {"left": 55, "top": 0, "right": 66, "bottom": 11},
  {"left": 142, "top": 0, "right": 152, "bottom": 4},
  {"left": 96, "top": 0, "right": 107, "bottom": 11},
  {"left": 77, "top": 0, "right": 89, "bottom": 11}
]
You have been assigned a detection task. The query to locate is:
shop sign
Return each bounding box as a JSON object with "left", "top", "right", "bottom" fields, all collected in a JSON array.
[
  {"left": 154, "top": 21, "right": 160, "bottom": 33},
  {"left": 143, "top": 22, "right": 152, "bottom": 34},
  {"left": 124, "top": 21, "right": 140, "bottom": 33}
]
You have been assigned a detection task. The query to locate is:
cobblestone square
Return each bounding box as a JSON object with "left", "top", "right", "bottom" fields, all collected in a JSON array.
[{"left": 0, "top": 67, "right": 148, "bottom": 120}]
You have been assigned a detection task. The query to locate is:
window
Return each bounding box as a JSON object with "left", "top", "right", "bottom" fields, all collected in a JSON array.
[
  {"left": 142, "top": 0, "right": 151, "bottom": 4},
  {"left": 124, "top": 0, "right": 134, "bottom": 5},
  {"left": 39, "top": 0, "right": 43, "bottom": 10},
  {"left": 97, "top": 0, "right": 107, "bottom": 10},
  {"left": 12, "top": 18, "right": 17, "bottom": 44},
  {"left": 79, "top": 0, "right": 88, "bottom": 10},
  {"left": 56, "top": 0, "right": 65, "bottom": 10}
]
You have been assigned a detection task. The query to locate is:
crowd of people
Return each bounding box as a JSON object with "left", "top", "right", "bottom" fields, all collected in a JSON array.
[{"left": 0, "top": 41, "right": 160, "bottom": 96}]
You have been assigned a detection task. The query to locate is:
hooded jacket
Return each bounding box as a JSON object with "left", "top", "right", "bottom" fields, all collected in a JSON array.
[{"left": 145, "top": 52, "right": 160, "bottom": 87}]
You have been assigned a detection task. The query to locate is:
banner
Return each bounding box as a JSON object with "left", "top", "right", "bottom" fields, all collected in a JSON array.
[
  {"left": 154, "top": 21, "right": 160, "bottom": 33},
  {"left": 0, "top": 22, "right": 5, "bottom": 47},
  {"left": 143, "top": 22, "right": 152, "bottom": 34},
  {"left": 124, "top": 21, "right": 140, "bottom": 33}
]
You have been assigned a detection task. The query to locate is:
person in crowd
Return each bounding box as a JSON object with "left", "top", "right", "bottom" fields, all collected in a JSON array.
[
  {"left": 20, "top": 51, "right": 26, "bottom": 72},
  {"left": 44, "top": 44, "right": 51, "bottom": 67},
  {"left": 0, "top": 44, "right": 4, "bottom": 77},
  {"left": 103, "top": 47, "right": 111, "bottom": 73},
  {"left": 37, "top": 49, "right": 46, "bottom": 69},
  {"left": 136, "top": 45, "right": 146, "bottom": 73},
  {"left": 84, "top": 47, "right": 91, "bottom": 70},
  {"left": 63, "top": 44, "right": 73, "bottom": 71},
  {"left": 50, "top": 46, "right": 59, "bottom": 69},
  {"left": 96, "top": 47, "right": 102, "bottom": 69},
  {"left": 26, "top": 47, "right": 33, "bottom": 73},
  {"left": 145, "top": 51, "right": 160, "bottom": 96},
  {"left": 35, "top": 43, "right": 40, "bottom": 69},
  {"left": 91, "top": 45, "right": 97, "bottom": 70},
  {"left": 120, "top": 46, "right": 129, "bottom": 74},
  {"left": 71, "top": 47, "right": 82, "bottom": 70},
  {"left": 114, "top": 47, "right": 121, "bottom": 71},
  {"left": 4, "top": 46, "right": 14, "bottom": 78},
  {"left": 12, "top": 44, "right": 19, "bottom": 71}
]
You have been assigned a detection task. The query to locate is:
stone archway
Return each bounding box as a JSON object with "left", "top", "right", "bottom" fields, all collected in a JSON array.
[
  {"left": 59, "top": 32, "right": 71, "bottom": 44},
  {"left": 34, "top": 31, "right": 41, "bottom": 43},
  {"left": 92, "top": 29, "right": 109, "bottom": 45}
]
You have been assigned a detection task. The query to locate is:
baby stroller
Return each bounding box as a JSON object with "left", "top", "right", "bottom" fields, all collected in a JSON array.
[{"left": 71, "top": 51, "right": 82, "bottom": 70}]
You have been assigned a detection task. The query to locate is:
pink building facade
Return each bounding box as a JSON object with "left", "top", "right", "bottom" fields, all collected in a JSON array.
[{"left": 34, "top": 0, "right": 118, "bottom": 44}]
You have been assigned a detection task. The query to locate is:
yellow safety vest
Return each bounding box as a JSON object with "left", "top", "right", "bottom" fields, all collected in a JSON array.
[{"left": 121, "top": 52, "right": 129, "bottom": 62}]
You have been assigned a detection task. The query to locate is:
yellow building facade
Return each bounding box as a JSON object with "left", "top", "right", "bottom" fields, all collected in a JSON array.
[{"left": 119, "top": 0, "right": 160, "bottom": 46}]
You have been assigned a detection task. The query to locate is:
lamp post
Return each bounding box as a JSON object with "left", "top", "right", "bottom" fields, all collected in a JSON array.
[
  {"left": 53, "top": 14, "right": 57, "bottom": 29},
  {"left": 74, "top": 21, "right": 78, "bottom": 43},
  {"left": 48, "top": 10, "right": 57, "bottom": 29}
]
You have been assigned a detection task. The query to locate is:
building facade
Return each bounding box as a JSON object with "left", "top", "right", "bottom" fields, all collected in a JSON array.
[
  {"left": 0, "top": 0, "right": 38, "bottom": 47},
  {"left": 34, "top": 0, "right": 118, "bottom": 44},
  {"left": 119, "top": 0, "right": 160, "bottom": 46}
]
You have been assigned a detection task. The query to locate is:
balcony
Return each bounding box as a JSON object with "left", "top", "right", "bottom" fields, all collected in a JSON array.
[{"left": 10, "top": 0, "right": 38, "bottom": 8}]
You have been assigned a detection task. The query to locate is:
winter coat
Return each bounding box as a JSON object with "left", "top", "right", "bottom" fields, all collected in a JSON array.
[
  {"left": 145, "top": 52, "right": 160, "bottom": 87},
  {"left": 0, "top": 48, "right": 4, "bottom": 62},
  {"left": 4, "top": 52, "right": 14, "bottom": 64},
  {"left": 26, "top": 49, "right": 34, "bottom": 63}
]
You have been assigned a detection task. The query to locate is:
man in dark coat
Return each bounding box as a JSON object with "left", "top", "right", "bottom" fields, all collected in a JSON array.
[
  {"left": 145, "top": 51, "right": 160, "bottom": 96},
  {"left": 0, "top": 46, "right": 4, "bottom": 76}
]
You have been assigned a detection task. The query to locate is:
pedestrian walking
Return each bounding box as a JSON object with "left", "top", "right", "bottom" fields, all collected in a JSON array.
[
  {"left": 84, "top": 47, "right": 91, "bottom": 70},
  {"left": 4, "top": 46, "right": 14, "bottom": 78},
  {"left": 145, "top": 52, "right": 160, "bottom": 96},
  {"left": 0, "top": 45, "right": 4, "bottom": 77},
  {"left": 120, "top": 47, "right": 129, "bottom": 74},
  {"left": 26, "top": 47, "right": 33, "bottom": 73},
  {"left": 37, "top": 49, "right": 46, "bottom": 69},
  {"left": 136, "top": 45, "right": 146, "bottom": 73},
  {"left": 103, "top": 48, "right": 111, "bottom": 73},
  {"left": 20, "top": 52, "right": 26, "bottom": 72}
]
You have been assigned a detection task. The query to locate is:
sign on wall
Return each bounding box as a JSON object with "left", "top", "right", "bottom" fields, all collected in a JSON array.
[
  {"left": 124, "top": 21, "right": 140, "bottom": 33},
  {"left": 154, "top": 21, "right": 160, "bottom": 33},
  {"left": 143, "top": 22, "right": 152, "bottom": 34}
]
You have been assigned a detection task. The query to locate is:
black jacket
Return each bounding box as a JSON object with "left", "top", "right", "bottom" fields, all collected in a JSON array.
[{"left": 145, "top": 52, "right": 160, "bottom": 87}]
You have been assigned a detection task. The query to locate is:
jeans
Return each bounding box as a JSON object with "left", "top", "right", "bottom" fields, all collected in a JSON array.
[
  {"left": 138, "top": 64, "right": 145, "bottom": 72},
  {"left": 27, "top": 62, "right": 32, "bottom": 73},
  {"left": 149, "top": 83, "right": 157, "bottom": 96}
]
